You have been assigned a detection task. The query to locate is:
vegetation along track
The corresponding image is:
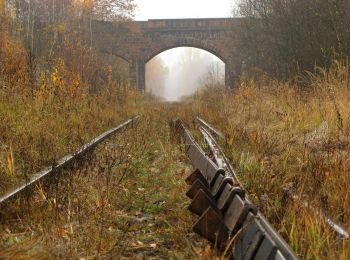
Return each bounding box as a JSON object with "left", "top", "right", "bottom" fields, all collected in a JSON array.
[
  {"left": 0, "top": 106, "right": 211, "bottom": 259},
  {"left": 196, "top": 118, "right": 349, "bottom": 239},
  {"left": 1, "top": 105, "right": 349, "bottom": 259},
  {"left": 0, "top": 117, "right": 140, "bottom": 206},
  {"left": 171, "top": 118, "right": 297, "bottom": 259}
]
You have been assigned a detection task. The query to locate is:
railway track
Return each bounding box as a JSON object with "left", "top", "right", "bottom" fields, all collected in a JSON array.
[
  {"left": 1, "top": 114, "right": 347, "bottom": 258},
  {"left": 171, "top": 118, "right": 297, "bottom": 259},
  {"left": 0, "top": 116, "right": 139, "bottom": 207},
  {"left": 171, "top": 117, "right": 349, "bottom": 259}
]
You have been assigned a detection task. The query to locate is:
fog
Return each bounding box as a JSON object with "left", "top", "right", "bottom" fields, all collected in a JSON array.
[{"left": 146, "top": 47, "right": 225, "bottom": 101}]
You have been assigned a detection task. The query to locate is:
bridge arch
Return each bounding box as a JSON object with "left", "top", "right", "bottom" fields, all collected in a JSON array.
[
  {"left": 144, "top": 43, "right": 227, "bottom": 64},
  {"left": 146, "top": 47, "right": 225, "bottom": 100},
  {"left": 91, "top": 18, "right": 241, "bottom": 91}
]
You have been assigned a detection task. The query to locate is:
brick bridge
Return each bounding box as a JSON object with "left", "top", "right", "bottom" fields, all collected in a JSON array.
[{"left": 92, "top": 18, "right": 242, "bottom": 90}]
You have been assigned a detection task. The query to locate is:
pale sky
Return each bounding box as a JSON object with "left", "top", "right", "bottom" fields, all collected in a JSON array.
[{"left": 135, "top": 0, "right": 235, "bottom": 20}]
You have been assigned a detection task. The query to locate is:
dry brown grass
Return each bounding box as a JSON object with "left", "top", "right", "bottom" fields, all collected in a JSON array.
[
  {"left": 184, "top": 62, "right": 350, "bottom": 259},
  {"left": 1, "top": 59, "right": 350, "bottom": 259},
  {"left": 0, "top": 28, "right": 208, "bottom": 257},
  {"left": 0, "top": 74, "right": 143, "bottom": 196},
  {"left": 0, "top": 104, "right": 213, "bottom": 259}
]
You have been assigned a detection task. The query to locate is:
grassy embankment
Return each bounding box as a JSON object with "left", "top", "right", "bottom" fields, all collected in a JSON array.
[
  {"left": 0, "top": 83, "right": 142, "bottom": 194},
  {"left": 0, "top": 25, "right": 140, "bottom": 195},
  {"left": 189, "top": 63, "right": 350, "bottom": 259}
]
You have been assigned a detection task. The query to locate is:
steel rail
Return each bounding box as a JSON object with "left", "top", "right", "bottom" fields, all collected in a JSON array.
[
  {"left": 173, "top": 119, "right": 298, "bottom": 259},
  {"left": 199, "top": 126, "right": 226, "bottom": 169},
  {"left": 196, "top": 117, "right": 225, "bottom": 140},
  {"left": 0, "top": 116, "right": 140, "bottom": 205},
  {"left": 198, "top": 121, "right": 297, "bottom": 259},
  {"left": 198, "top": 125, "right": 241, "bottom": 185}
]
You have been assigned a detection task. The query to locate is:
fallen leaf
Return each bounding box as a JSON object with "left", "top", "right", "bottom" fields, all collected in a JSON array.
[{"left": 57, "top": 227, "right": 69, "bottom": 238}]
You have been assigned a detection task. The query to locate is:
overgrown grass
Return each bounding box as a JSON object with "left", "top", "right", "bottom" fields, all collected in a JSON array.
[
  {"left": 0, "top": 30, "right": 208, "bottom": 258},
  {"left": 0, "top": 75, "right": 142, "bottom": 195},
  {"left": 0, "top": 25, "right": 141, "bottom": 196},
  {"left": 1, "top": 60, "right": 350, "bottom": 258},
  {"left": 0, "top": 104, "right": 214, "bottom": 259},
  {"left": 185, "top": 62, "right": 350, "bottom": 259}
]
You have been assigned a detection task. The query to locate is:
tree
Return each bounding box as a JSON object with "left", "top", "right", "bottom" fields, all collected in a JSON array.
[
  {"left": 2, "top": 0, "right": 136, "bottom": 96},
  {"left": 0, "top": 0, "right": 4, "bottom": 14},
  {"left": 91, "top": 0, "right": 135, "bottom": 21},
  {"left": 236, "top": 0, "right": 350, "bottom": 79}
]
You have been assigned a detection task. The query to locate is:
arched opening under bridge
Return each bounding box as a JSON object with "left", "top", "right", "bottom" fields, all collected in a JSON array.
[{"left": 146, "top": 47, "right": 225, "bottom": 101}]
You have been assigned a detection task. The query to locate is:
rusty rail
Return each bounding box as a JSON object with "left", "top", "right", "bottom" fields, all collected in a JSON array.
[
  {"left": 197, "top": 116, "right": 225, "bottom": 140},
  {"left": 198, "top": 124, "right": 241, "bottom": 186},
  {"left": 197, "top": 117, "right": 349, "bottom": 240},
  {"left": 171, "top": 119, "right": 298, "bottom": 260},
  {"left": 198, "top": 121, "right": 298, "bottom": 258},
  {"left": 0, "top": 116, "right": 140, "bottom": 205}
]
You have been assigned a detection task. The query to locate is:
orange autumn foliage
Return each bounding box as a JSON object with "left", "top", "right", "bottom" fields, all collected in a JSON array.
[{"left": 0, "top": 30, "right": 29, "bottom": 83}]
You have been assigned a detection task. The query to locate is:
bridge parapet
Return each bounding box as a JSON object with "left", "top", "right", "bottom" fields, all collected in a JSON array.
[{"left": 139, "top": 18, "right": 236, "bottom": 31}]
